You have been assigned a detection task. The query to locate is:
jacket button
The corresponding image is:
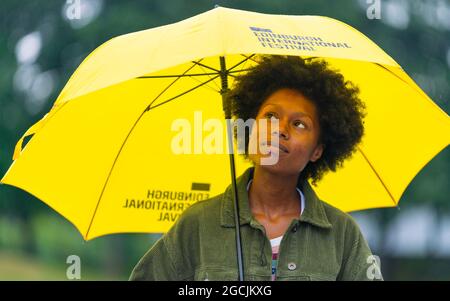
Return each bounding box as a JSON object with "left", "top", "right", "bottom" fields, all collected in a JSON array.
[
  {"left": 288, "top": 262, "right": 297, "bottom": 270},
  {"left": 292, "top": 225, "right": 298, "bottom": 233}
]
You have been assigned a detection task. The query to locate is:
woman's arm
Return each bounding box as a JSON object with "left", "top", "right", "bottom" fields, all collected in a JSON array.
[
  {"left": 337, "top": 217, "right": 383, "bottom": 281},
  {"left": 129, "top": 236, "right": 179, "bottom": 281},
  {"left": 129, "top": 203, "right": 201, "bottom": 281}
]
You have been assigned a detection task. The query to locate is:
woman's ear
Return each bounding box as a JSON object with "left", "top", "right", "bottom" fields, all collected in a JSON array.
[{"left": 310, "top": 143, "right": 324, "bottom": 163}]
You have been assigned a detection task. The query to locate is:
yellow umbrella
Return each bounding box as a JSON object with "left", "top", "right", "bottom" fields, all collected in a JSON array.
[{"left": 2, "top": 7, "right": 449, "bottom": 244}]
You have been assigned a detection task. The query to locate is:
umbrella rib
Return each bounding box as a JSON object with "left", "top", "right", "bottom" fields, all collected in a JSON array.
[
  {"left": 146, "top": 75, "right": 220, "bottom": 111},
  {"left": 84, "top": 106, "right": 149, "bottom": 240},
  {"left": 192, "top": 61, "right": 220, "bottom": 73},
  {"left": 239, "top": 54, "right": 258, "bottom": 65},
  {"left": 357, "top": 146, "right": 397, "bottom": 206},
  {"left": 138, "top": 72, "right": 219, "bottom": 79},
  {"left": 188, "top": 73, "right": 220, "bottom": 93},
  {"left": 138, "top": 55, "right": 254, "bottom": 82},
  {"left": 374, "top": 63, "right": 425, "bottom": 97},
  {"left": 191, "top": 62, "right": 221, "bottom": 91},
  {"left": 228, "top": 54, "right": 256, "bottom": 72},
  {"left": 85, "top": 75, "right": 220, "bottom": 239},
  {"left": 147, "top": 60, "right": 206, "bottom": 108},
  {"left": 137, "top": 56, "right": 315, "bottom": 78},
  {"left": 85, "top": 60, "right": 205, "bottom": 239},
  {"left": 228, "top": 68, "right": 253, "bottom": 74}
]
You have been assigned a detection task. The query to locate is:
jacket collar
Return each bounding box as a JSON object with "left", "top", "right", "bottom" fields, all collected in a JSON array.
[{"left": 220, "top": 167, "right": 332, "bottom": 229}]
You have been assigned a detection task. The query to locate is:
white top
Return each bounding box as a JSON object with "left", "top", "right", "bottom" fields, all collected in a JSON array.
[
  {"left": 246, "top": 179, "right": 306, "bottom": 248},
  {"left": 269, "top": 236, "right": 284, "bottom": 248}
]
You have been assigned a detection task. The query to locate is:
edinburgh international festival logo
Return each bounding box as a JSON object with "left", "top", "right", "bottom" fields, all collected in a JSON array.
[{"left": 249, "top": 26, "right": 352, "bottom": 51}]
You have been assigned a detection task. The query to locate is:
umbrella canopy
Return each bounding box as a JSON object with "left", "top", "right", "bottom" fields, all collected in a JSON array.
[{"left": 2, "top": 7, "right": 449, "bottom": 243}]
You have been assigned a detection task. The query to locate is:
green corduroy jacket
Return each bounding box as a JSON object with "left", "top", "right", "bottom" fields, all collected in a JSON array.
[{"left": 129, "top": 167, "right": 382, "bottom": 281}]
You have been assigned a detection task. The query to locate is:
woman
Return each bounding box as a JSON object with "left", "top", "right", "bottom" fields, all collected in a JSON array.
[{"left": 130, "top": 55, "right": 382, "bottom": 281}]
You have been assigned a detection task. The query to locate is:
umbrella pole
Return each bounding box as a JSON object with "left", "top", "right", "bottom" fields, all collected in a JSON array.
[{"left": 219, "top": 56, "right": 245, "bottom": 281}]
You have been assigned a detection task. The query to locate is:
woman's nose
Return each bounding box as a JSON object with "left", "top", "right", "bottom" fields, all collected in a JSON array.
[{"left": 271, "top": 119, "right": 289, "bottom": 139}]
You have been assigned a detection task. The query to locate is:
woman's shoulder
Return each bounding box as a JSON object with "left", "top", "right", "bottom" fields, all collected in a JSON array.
[
  {"left": 162, "top": 193, "right": 226, "bottom": 251},
  {"left": 173, "top": 192, "right": 224, "bottom": 226},
  {"left": 318, "top": 199, "right": 362, "bottom": 232}
]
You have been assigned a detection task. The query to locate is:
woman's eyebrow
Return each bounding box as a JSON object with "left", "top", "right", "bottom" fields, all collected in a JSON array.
[
  {"left": 292, "top": 112, "right": 313, "bottom": 120},
  {"left": 262, "top": 103, "right": 313, "bottom": 119}
]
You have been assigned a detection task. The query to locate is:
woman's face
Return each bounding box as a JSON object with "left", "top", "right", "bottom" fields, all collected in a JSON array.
[{"left": 248, "top": 88, "right": 324, "bottom": 175}]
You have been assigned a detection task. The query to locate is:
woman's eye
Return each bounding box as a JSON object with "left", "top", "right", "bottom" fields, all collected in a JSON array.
[
  {"left": 265, "top": 112, "right": 277, "bottom": 119},
  {"left": 294, "top": 121, "right": 306, "bottom": 129}
]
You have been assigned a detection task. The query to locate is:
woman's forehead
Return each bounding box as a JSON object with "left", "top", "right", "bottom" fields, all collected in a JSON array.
[{"left": 259, "top": 89, "right": 317, "bottom": 118}]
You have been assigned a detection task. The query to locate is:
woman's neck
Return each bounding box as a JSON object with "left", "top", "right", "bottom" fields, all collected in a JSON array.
[{"left": 248, "top": 166, "right": 301, "bottom": 219}]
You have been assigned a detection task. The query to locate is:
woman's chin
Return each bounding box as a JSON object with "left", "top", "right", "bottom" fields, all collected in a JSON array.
[
  {"left": 251, "top": 153, "right": 304, "bottom": 176},
  {"left": 253, "top": 154, "right": 287, "bottom": 171}
]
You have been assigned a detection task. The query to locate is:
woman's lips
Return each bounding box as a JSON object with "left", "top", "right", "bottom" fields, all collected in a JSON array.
[{"left": 263, "top": 142, "right": 289, "bottom": 153}]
